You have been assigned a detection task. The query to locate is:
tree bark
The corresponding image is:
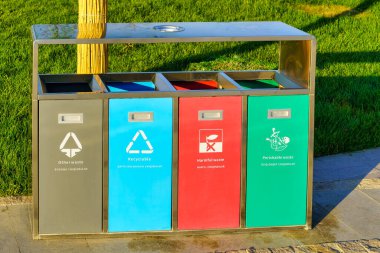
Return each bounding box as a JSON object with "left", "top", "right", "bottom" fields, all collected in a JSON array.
[{"left": 77, "top": 0, "right": 107, "bottom": 74}]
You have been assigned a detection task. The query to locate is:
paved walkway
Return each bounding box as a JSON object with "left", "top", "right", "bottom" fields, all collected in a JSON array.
[{"left": 1, "top": 147, "right": 379, "bottom": 253}]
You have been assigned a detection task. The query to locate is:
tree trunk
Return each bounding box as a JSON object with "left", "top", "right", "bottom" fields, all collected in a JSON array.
[{"left": 77, "top": 0, "right": 107, "bottom": 74}]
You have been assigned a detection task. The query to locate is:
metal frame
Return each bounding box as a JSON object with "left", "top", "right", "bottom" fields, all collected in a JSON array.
[{"left": 32, "top": 22, "right": 316, "bottom": 239}]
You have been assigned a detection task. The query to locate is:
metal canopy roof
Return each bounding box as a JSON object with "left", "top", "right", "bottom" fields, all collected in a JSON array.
[{"left": 32, "top": 22, "right": 315, "bottom": 44}]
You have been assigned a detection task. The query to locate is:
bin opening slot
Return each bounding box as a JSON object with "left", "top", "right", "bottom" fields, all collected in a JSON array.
[
  {"left": 106, "top": 81, "right": 156, "bottom": 92},
  {"left": 58, "top": 113, "right": 83, "bottom": 124},
  {"left": 268, "top": 109, "right": 291, "bottom": 119},
  {"left": 171, "top": 80, "right": 219, "bottom": 90},
  {"left": 44, "top": 82, "right": 92, "bottom": 93},
  {"left": 128, "top": 112, "right": 154, "bottom": 122},
  {"left": 198, "top": 110, "right": 223, "bottom": 120},
  {"left": 236, "top": 79, "right": 281, "bottom": 89}
]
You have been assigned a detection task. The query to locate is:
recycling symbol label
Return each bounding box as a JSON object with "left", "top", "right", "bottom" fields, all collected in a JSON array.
[
  {"left": 60, "top": 132, "right": 82, "bottom": 158},
  {"left": 126, "top": 130, "right": 153, "bottom": 154}
]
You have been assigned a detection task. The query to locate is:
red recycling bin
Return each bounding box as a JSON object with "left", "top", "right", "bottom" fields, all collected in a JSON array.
[{"left": 178, "top": 96, "right": 242, "bottom": 230}]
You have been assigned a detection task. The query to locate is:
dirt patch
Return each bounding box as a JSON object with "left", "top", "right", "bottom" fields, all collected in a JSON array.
[
  {"left": 192, "top": 235, "right": 219, "bottom": 249},
  {"left": 128, "top": 236, "right": 186, "bottom": 253},
  {"left": 0, "top": 196, "right": 32, "bottom": 206},
  {"left": 297, "top": 4, "right": 372, "bottom": 18}
]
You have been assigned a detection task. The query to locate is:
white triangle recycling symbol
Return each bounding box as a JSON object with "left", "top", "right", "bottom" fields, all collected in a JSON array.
[
  {"left": 60, "top": 132, "right": 82, "bottom": 158},
  {"left": 126, "top": 130, "right": 153, "bottom": 154}
]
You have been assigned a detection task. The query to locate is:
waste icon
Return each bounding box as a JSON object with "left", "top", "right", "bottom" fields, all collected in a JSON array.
[
  {"left": 126, "top": 130, "right": 154, "bottom": 154},
  {"left": 199, "top": 129, "right": 223, "bottom": 153},
  {"left": 266, "top": 128, "right": 290, "bottom": 151},
  {"left": 60, "top": 132, "right": 82, "bottom": 158}
]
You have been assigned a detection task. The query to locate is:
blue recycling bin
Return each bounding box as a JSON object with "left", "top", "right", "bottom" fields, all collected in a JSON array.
[{"left": 108, "top": 98, "right": 173, "bottom": 232}]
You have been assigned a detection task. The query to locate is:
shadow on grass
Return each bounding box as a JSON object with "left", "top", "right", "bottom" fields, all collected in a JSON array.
[
  {"left": 145, "top": 41, "right": 271, "bottom": 72},
  {"left": 146, "top": 0, "right": 379, "bottom": 72},
  {"left": 302, "top": 0, "right": 379, "bottom": 31},
  {"left": 318, "top": 51, "right": 380, "bottom": 67}
]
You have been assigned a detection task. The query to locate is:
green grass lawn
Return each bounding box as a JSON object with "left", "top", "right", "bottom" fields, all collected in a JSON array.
[{"left": 0, "top": 0, "right": 379, "bottom": 196}]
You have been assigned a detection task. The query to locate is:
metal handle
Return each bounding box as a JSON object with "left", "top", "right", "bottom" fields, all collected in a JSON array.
[
  {"left": 58, "top": 113, "right": 83, "bottom": 124},
  {"left": 268, "top": 109, "right": 291, "bottom": 119},
  {"left": 198, "top": 110, "right": 223, "bottom": 121},
  {"left": 128, "top": 112, "right": 154, "bottom": 122}
]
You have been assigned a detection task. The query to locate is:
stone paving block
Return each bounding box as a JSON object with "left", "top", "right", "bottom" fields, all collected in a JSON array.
[
  {"left": 244, "top": 232, "right": 301, "bottom": 250},
  {"left": 88, "top": 235, "right": 228, "bottom": 253},
  {"left": 313, "top": 180, "right": 360, "bottom": 193},
  {"left": 360, "top": 189, "right": 380, "bottom": 203},
  {"left": 191, "top": 234, "right": 220, "bottom": 250},
  {"left": 314, "top": 151, "right": 369, "bottom": 170},
  {"left": 314, "top": 189, "right": 353, "bottom": 215},
  {"left": 361, "top": 239, "right": 380, "bottom": 253},
  {"left": 364, "top": 168, "right": 380, "bottom": 180},
  {"left": 0, "top": 205, "right": 19, "bottom": 253},
  {"left": 268, "top": 247, "right": 296, "bottom": 253},
  {"left": 1, "top": 203, "right": 379, "bottom": 253},
  {"left": 297, "top": 244, "right": 337, "bottom": 253},
  {"left": 224, "top": 249, "right": 250, "bottom": 253},
  {"left": 362, "top": 148, "right": 380, "bottom": 165},
  {"left": 313, "top": 150, "right": 378, "bottom": 183},
  {"left": 314, "top": 218, "right": 362, "bottom": 243},
  {"left": 313, "top": 163, "right": 374, "bottom": 183},
  {"left": 312, "top": 203, "right": 363, "bottom": 242},
  {"left": 317, "top": 242, "right": 344, "bottom": 252},
  {"left": 88, "top": 229, "right": 301, "bottom": 253},
  {"left": 248, "top": 248, "right": 272, "bottom": 253},
  {"left": 292, "top": 247, "right": 309, "bottom": 253},
  {"left": 357, "top": 179, "right": 380, "bottom": 190},
  {"left": 7, "top": 204, "right": 91, "bottom": 253},
  {"left": 86, "top": 238, "right": 131, "bottom": 253},
  {"left": 282, "top": 227, "right": 328, "bottom": 246},
  {"left": 337, "top": 240, "right": 369, "bottom": 253},
  {"left": 320, "top": 190, "right": 380, "bottom": 239},
  {"left": 88, "top": 236, "right": 190, "bottom": 253}
]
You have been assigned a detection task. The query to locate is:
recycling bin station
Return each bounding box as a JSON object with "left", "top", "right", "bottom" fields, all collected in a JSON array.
[{"left": 32, "top": 22, "right": 316, "bottom": 239}]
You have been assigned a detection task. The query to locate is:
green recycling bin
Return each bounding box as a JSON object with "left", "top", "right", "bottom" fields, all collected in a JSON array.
[{"left": 246, "top": 95, "right": 309, "bottom": 227}]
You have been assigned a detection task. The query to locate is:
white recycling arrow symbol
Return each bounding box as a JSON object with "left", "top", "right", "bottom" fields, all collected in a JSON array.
[
  {"left": 126, "top": 130, "right": 153, "bottom": 154},
  {"left": 60, "top": 132, "right": 82, "bottom": 158}
]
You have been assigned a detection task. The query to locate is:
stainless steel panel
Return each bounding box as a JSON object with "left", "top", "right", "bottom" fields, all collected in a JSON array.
[
  {"left": 279, "top": 40, "right": 311, "bottom": 89},
  {"left": 32, "top": 22, "right": 312, "bottom": 43},
  {"left": 39, "top": 99, "right": 103, "bottom": 234}
]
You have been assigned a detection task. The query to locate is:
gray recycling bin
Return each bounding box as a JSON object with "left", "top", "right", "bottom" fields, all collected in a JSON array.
[{"left": 38, "top": 75, "right": 104, "bottom": 234}]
